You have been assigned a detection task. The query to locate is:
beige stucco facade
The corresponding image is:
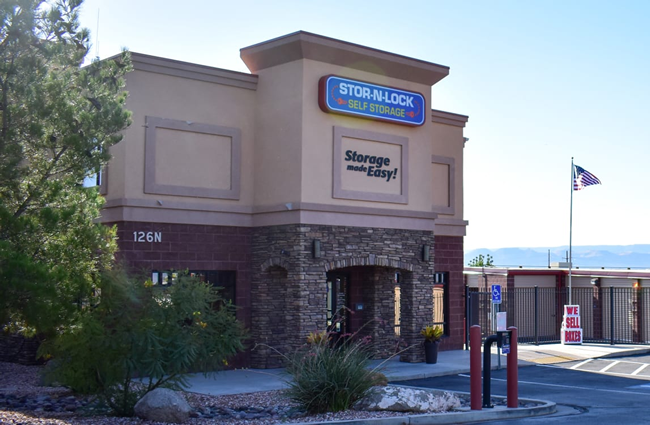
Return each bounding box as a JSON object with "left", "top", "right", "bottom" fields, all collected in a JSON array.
[{"left": 101, "top": 32, "right": 467, "bottom": 234}]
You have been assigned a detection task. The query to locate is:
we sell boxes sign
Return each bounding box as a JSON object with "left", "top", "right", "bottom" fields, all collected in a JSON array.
[{"left": 561, "top": 305, "right": 582, "bottom": 344}]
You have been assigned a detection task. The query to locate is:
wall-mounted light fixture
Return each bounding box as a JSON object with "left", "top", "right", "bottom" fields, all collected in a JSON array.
[
  {"left": 313, "top": 239, "right": 321, "bottom": 258},
  {"left": 422, "top": 245, "right": 430, "bottom": 261}
]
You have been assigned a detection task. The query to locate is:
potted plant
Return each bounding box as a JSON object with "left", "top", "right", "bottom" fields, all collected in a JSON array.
[{"left": 420, "top": 325, "right": 443, "bottom": 364}]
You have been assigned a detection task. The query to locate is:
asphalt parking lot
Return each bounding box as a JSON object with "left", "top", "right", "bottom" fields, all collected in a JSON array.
[{"left": 394, "top": 353, "right": 650, "bottom": 424}]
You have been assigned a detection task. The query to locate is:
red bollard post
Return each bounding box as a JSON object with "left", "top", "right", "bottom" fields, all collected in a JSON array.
[
  {"left": 470, "top": 325, "right": 482, "bottom": 410},
  {"left": 507, "top": 327, "right": 518, "bottom": 408}
]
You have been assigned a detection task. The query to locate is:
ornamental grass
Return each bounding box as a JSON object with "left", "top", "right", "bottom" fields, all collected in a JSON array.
[{"left": 283, "top": 328, "right": 387, "bottom": 414}]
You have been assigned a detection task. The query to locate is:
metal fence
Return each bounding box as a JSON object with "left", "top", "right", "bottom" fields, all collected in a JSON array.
[{"left": 466, "top": 286, "right": 650, "bottom": 346}]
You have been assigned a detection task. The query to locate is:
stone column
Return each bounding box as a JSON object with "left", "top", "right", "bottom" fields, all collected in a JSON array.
[
  {"left": 364, "top": 267, "right": 397, "bottom": 359},
  {"left": 399, "top": 270, "right": 433, "bottom": 363}
]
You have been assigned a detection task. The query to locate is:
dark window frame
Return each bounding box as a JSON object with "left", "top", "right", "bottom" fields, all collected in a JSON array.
[{"left": 151, "top": 269, "right": 237, "bottom": 305}]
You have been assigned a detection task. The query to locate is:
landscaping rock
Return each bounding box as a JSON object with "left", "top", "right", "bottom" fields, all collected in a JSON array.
[
  {"left": 134, "top": 388, "right": 191, "bottom": 423},
  {"left": 354, "top": 386, "right": 460, "bottom": 413}
]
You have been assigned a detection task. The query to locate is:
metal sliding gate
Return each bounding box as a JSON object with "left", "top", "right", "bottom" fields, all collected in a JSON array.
[{"left": 466, "top": 286, "right": 650, "bottom": 346}]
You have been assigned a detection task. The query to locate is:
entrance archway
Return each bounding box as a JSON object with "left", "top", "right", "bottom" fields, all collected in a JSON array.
[{"left": 325, "top": 266, "right": 404, "bottom": 358}]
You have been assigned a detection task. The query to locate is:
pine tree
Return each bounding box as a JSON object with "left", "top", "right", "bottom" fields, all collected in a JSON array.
[{"left": 0, "top": 0, "right": 132, "bottom": 338}]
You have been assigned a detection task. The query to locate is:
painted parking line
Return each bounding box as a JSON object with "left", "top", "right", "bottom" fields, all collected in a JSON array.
[
  {"left": 457, "top": 374, "right": 650, "bottom": 396},
  {"left": 541, "top": 358, "right": 650, "bottom": 379},
  {"left": 632, "top": 364, "right": 650, "bottom": 376},
  {"left": 570, "top": 359, "right": 593, "bottom": 370},
  {"left": 600, "top": 360, "right": 620, "bottom": 373}
]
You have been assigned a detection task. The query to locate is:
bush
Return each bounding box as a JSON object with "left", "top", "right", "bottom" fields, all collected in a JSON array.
[
  {"left": 40, "top": 269, "right": 246, "bottom": 416},
  {"left": 284, "top": 331, "right": 386, "bottom": 414}
]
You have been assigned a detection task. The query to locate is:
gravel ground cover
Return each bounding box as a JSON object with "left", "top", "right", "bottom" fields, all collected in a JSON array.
[
  {"left": 0, "top": 361, "right": 423, "bottom": 424},
  {"left": 0, "top": 361, "right": 536, "bottom": 424}
]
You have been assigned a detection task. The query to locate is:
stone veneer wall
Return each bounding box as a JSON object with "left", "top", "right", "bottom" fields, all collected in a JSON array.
[
  {"left": 363, "top": 267, "right": 401, "bottom": 359},
  {"left": 251, "top": 224, "right": 436, "bottom": 368},
  {"left": 433, "top": 235, "right": 465, "bottom": 350}
]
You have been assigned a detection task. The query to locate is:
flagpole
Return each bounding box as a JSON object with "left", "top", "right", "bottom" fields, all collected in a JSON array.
[{"left": 569, "top": 157, "right": 574, "bottom": 305}]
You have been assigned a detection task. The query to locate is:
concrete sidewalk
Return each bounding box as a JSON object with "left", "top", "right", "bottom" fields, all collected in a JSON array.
[
  {"left": 184, "top": 343, "right": 650, "bottom": 396},
  {"left": 516, "top": 342, "right": 650, "bottom": 364}
]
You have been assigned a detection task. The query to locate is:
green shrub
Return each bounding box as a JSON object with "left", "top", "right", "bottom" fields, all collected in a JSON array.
[
  {"left": 284, "top": 332, "right": 386, "bottom": 414},
  {"left": 40, "top": 269, "right": 246, "bottom": 416}
]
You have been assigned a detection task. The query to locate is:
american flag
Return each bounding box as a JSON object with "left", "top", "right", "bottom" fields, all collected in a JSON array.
[{"left": 573, "top": 165, "right": 601, "bottom": 190}]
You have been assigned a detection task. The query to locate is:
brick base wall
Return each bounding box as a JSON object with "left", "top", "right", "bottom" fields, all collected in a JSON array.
[
  {"left": 434, "top": 235, "right": 465, "bottom": 351},
  {"left": 108, "top": 221, "right": 253, "bottom": 366}
]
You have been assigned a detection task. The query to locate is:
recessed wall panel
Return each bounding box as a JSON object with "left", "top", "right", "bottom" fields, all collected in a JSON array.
[
  {"left": 144, "top": 116, "right": 241, "bottom": 199},
  {"left": 333, "top": 126, "right": 408, "bottom": 204},
  {"left": 155, "top": 129, "right": 232, "bottom": 190}
]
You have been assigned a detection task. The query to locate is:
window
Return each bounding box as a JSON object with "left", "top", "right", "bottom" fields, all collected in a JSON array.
[
  {"left": 434, "top": 272, "right": 450, "bottom": 336},
  {"left": 394, "top": 272, "right": 449, "bottom": 337},
  {"left": 150, "top": 270, "right": 236, "bottom": 304},
  {"left": 82, "top": 145, "right": 103, "bottom": 188},
  {"left": 82, "top": 171, "right": 102, "bottom": 188}
]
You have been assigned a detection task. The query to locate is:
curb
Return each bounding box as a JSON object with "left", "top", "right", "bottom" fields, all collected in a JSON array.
[
  {"left": 384, "top": 368, "right": 471, "bottom": 382},
  {"left": 291, "top": 388, "right": 556, "bottom": 425},
  {"left": 599, "top": 347, "right": 650, "bottom": 359}
]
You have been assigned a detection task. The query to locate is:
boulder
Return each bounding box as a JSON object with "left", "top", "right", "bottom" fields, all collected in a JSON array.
[
  {"left": 354, "top": 386, "right": 460, "bottom": 413},
  {"left": 134, "top": 388, "right": 192, "bottom": 423}
]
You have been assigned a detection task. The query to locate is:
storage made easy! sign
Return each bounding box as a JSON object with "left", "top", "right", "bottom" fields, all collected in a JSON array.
[{"left": 318, "top": 76, "right": 426, "bottom": 126}]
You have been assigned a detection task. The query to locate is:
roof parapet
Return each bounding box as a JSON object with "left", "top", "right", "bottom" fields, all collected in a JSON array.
[{"left": 240, "top": 31, "right": 449, "bottom": 86}]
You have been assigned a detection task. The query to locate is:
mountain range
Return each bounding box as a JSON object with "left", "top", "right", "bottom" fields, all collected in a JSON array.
[{"left": 464, "top": 245, "right": 650, "bottom": 269}]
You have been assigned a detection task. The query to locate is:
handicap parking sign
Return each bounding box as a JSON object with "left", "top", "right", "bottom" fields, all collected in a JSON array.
[{"left": 491, "top": 284, "right": 502, "bottom": 304}]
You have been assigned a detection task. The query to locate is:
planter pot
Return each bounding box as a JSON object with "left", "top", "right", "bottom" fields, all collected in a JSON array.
[{"left": 424, "top": 340, "right": 440, "bottom": 364}]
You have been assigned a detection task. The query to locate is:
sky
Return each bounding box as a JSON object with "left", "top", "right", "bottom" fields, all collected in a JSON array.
[{"left": 76, "top": 0, "right": 650, "bottom": 251}]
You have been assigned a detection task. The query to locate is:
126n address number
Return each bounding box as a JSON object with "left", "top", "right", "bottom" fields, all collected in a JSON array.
[{"left": 133, "top": 231, "right": 162, "bottom": 243}]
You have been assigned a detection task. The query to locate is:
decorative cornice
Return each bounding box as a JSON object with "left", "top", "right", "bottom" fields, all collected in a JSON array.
[
  {"left": 124, "top": 52, "right": 259, "bottom": 90},
  {"left": 240, "top": 31, "right": 449, "bottom": 86},
  {"left": 431, "top": 109, "right": 469, "bottom": 128},
  {"left": 102, "top": 198, "right": 438, "bottom": 220},
  {"left": 102, "top": 198, "right": 253, "bottom": 214}
]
